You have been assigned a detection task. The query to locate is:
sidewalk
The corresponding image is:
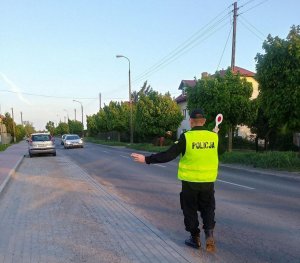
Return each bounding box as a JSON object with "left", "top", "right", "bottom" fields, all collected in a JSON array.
[
  {"left": 0, "top": 142, "right": 198, "bottom": 263},
  {"left": 0, "top": 141, "right": 27, "bottom": 194}
]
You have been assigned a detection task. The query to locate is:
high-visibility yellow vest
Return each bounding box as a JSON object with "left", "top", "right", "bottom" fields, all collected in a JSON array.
[{"left": 178, "top": 130, "right": 219, "bottom": 182}]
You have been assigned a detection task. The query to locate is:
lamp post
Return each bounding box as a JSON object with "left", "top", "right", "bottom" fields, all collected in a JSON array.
[
  {"left": 11, "top": 108, "right": 16, "bottom": 143},
  {"left": 73, "top": 100, "right": 84, "bottom": 137},
  {"left": 116, "top": 54, "right": 133, "bottom": 144},
  {"left": 63, "top": 109, "right": 69, "bottom": 120}
]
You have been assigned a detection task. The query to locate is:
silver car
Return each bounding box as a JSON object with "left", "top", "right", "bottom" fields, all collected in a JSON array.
[
  {"left": 28, "top": 133, "right": 56, "bottom": 157},
  {"left": 64, "top": 134, "right": 84, "bottom": 149}
]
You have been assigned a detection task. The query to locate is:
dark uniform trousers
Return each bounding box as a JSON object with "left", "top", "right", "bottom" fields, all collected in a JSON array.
[{"left": 180, "top": 181, "right": 216, "bottom": 236}]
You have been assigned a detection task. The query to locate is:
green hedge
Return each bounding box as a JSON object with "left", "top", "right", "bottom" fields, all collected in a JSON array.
[{"left": 220, "top": 151, "right": 300, "bottom": 171}]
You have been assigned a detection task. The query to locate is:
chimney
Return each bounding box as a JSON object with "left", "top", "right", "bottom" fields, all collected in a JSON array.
[{"left": 201, "top": 72, "right": 209, "bottom": 79}]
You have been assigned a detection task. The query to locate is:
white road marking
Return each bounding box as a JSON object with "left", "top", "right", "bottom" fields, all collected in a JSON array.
[
  {"left": 102, "top": 150, "right": 109, "bottom": 153},
  {"left": 153, "top": 164, "right": 166, "bottom": 168},
  {"left": 120, "top": 155, "right": 130, "bottom": 159},
  {"left": 217, "top": 179, "right": 255, "bottom": 190}
]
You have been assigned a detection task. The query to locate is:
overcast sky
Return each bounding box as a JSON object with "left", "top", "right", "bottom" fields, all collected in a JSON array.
[{"left": 0, "top": 0, "right": 299, "bottom": 130}]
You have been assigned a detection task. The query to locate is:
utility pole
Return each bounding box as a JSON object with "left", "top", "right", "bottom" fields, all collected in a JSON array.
[
  {"left": 99, "top": 93, "right": 102, "bottom": 110},
  {"left": 231, "top": 1, "right": 238, "bottom": 71},
  {"left": 11, "top": 108, "right": 16, "bottom": 143},
  {"left": 74, "top": 109, "right": 77, "bottom": 121},
  {"left": 20, "top": 111, "right": 23, "bottom": 126},
  {"left": 229, "top": 1, "right": 238, "bottom": 152}
]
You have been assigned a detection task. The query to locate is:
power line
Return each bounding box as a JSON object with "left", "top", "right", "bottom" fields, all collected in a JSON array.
[
  {"left": 0, "top": 89, "right": 97, "bottom": 100},
  {"left": 137, "top": 21, "right": 231, "bottom": 85},
  {"left": 239, "top": 15, "right": 266, "bottom": 38},
  {"left": 238, "top": 0, "right": 256, "bottom": 9},
  {"left": 239, "top": 15, "right": 265, "bottom": 40},
  {"left": 239, "top": 0, "right": 270, "bottom": 15},
  {"left": 132, "top": 7, "right": 232, "bottom": 83},
  {"left": 133, "top": 12, "right": 232, "bottom": 83},
  {"left": 216, "top": 24, "right": 233, "bottom": 71}
]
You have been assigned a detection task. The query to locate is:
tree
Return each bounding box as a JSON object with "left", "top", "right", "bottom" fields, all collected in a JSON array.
[
  {"left": 132, "top": 81, "right": 153, "bottom": 103},
  {"left": 255, "top": 25, "right": 300, "bottom": 133},
  {"left": 68, "top": 119, "right": 83, "bottom": 135},
  {"left": 186, "top": 69, "right": 254, "bottom": 151},
  {"left": 106, "top": 101, "right": 131, "bottom": 141},
  {"left": 55, "top": 122, "right": 69, "bottom": 135},
  {"left": 45, "top": 121, "right": 55, "bottom": 135},
  {"left": 135, "top": 91, "right": 183, "bottom": 139},
  {"left": 2, "top": 113, "right": 14, "bottom": 137},
  {"left": 15, "top": 124, "right": 26, "bottom": 142},
  {"left": 23, "top": 121, "right": 35, "bottom": 136}
]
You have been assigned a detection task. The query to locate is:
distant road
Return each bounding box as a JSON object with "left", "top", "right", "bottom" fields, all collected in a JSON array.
[{"left": 59, "top": 141, "right": 300, "bottom": 263}]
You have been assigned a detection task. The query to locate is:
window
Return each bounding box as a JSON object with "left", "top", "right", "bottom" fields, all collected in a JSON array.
[{"left": 182, "top": 109, "right": 187, "bottom": 119}]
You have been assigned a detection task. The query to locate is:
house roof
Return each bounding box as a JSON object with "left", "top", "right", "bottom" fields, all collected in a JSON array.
[
  {"left": 175, "top": 94, "right": 186, "bottom": 103},
  {"left": 217, "top": 66, "right": 255, "bottom": 77},
  {"left": 178, "top": 80, "right": 196, "bottom": 90},
  {"left": 176, "top": 66, "right": 255, "bottom": 104}
]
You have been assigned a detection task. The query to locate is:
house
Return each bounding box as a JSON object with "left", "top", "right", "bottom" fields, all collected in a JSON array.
[
  {"left": 175, "top": 66, "right": 259, "bottom": 139},
  {"left": 0, "top": 115, "right": 12, "bottom": 144}
]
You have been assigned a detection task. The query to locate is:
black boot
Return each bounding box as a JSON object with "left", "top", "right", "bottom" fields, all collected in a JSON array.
[
  {"left": 205, "top": 229, "right": 216, "bottom": 252},
  {"left": 185, "top": 235, "right": 201, "bottom": 249}
]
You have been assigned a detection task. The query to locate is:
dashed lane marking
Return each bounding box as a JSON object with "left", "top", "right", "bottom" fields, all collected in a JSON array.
[
  {"left": 217, "top": 179, "right": 255, "bottom": 190},
  {"left": 153, "top": 164, "right": 167, "bottom": 168}
]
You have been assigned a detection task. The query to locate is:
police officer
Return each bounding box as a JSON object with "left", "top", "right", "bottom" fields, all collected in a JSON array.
[{"left": 131, "top": 109, "right": 219, "bottom": 252}]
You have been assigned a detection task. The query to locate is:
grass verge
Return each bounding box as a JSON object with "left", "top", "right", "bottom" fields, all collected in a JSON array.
[
  {"left": 220, "top": 151, "right": 300, "bottom": 172},
  {"left": 0, "top": 144, "right": 10, "bottom": 152},
  {"left": 84, "top": 137, "right": 169, "bottom": 153}
]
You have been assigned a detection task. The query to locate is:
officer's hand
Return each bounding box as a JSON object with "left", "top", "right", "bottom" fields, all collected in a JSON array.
[
  {"left": 131, "top": 153, "right": 146, "bottom": 163},
  {"left": 213, "top": 127, "right": 219, "bottom": 133}
]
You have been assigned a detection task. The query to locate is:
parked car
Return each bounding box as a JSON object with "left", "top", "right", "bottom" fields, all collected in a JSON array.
[
  {"left": 28, "top": 133, "right": 56, "bottom": 157},
  {"left": 61, "top": 134, "right": 68, "bottom": 145},
  {"left": 64, "top": 134, "right": 84, "bottom": 149}
]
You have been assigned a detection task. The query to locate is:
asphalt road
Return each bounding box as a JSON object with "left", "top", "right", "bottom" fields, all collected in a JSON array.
[{"left": 59, "top": 140, "right": 300, "bottom": 263}]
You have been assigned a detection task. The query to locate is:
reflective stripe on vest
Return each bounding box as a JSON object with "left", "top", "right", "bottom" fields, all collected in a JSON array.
[{"left": 178, "top": 130, "right": 219, "bottom": 182}]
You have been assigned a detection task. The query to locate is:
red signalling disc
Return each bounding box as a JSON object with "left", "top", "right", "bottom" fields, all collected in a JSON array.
[{"left": 215, "top": 114, "right": 223, "bottom": 126}]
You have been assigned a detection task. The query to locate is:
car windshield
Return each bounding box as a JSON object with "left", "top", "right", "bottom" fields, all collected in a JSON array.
[
  {"left": 66, "top": 135, "right": 80, "bottom": 140},
  {"left": 32, "top": 135, "right": 51, "bottom": 141}
]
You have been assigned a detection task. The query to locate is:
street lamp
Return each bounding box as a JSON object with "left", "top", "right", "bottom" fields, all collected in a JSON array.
[
  {"left": 73, "top": 99, "right": 84, "bottom": 137},
  {"left": 63, "top": 109, "right": 69, "bottom": 120},
  {"left": 116, "top": 54, "right": 133, "bottom": 144},
  {"left": 11, "top": 108, "right": 16, "bottom": 143}
]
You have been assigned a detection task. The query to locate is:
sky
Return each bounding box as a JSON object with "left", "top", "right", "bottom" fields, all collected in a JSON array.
[{"left": 0, "top": 0, "right": 299, "bottom": 131}]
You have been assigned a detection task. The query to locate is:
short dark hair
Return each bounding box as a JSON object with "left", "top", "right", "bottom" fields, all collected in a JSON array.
[{"left": 190, "top": 109, "right": 205, "bottom": 119}]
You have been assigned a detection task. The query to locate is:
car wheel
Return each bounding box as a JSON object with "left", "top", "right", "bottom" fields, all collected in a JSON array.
[{"left": 53, "top": 152, "right": 57, "bottom": 156}]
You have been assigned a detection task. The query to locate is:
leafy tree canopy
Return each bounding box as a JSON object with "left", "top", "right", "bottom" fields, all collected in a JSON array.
[
  {"left": 255, "top": 25, "right": 300, "bottom": 131},
  {"left": 135, "top": 91, "right": 183, "bottom": 138},
  {"left": 187, "top": 69, "right": 254, "bottom": 129}
]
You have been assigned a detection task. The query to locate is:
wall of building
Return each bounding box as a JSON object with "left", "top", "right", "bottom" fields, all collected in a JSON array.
[{"left": 177, "top": 101, "right": 190, "bottom": 139}]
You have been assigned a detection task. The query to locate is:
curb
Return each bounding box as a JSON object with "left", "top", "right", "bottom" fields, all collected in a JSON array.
[{"left": 0, "top": 155, "right": 25, "bottom": 195}]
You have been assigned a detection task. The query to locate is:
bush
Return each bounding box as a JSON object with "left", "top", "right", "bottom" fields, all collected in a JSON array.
[
  {"left": 220, "top": 151, "right": 300, "bottom": 171},
  {"left": 0, "top": 144, "right": 10, "bottom": 152}
]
